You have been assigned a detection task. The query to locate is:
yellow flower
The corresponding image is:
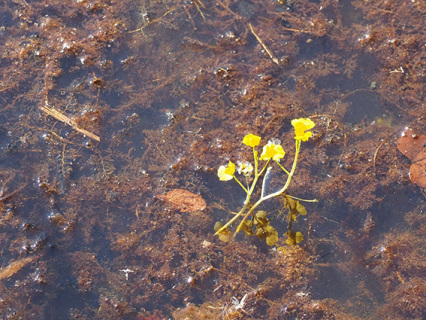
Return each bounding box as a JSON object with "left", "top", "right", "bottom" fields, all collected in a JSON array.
[
  {"left": 242, "top": 134, "right": 261, "bottom": 147},
  {"left": 237, "top": 161, "right": 253, "bottom": 176},
  {"left": 291, "top": 118, "right": 315, "bottom": 141},
  {"left": 218, "top": 161, "right": 235, "bottom": 181},
  {"left": 260, "top": 140, "right": 285, "bottom": 161}
]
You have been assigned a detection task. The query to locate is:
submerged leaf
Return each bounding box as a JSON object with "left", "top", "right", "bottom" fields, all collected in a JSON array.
[
  {"left": 397, "top": 127, "right": 426, "bottom": 188},
  {"left": 157, "top": 189, "right": 206, "bottom": 212},
  {"left": 214, "top": 222, "right": 231, "bottom": 242},
  {"left": 283, "top": 195, "right": 308, "bottom": 221},
  {"left": 255, "top": 210, "right": 268, "bottom": 225},
  {"left": 265, "top": 226, "right": 278, "bottom": 246},
  {"left": 285, "top": 230, "right": 304, "bottom": 246},
  {"left": 409, "top": 158, "right": 426, "bottom": 188},
  {"left": 295, "top": 231, "right": 304, "bottom": 244},
  {"left": 397, "top": 127, "right": 426, "bottom": 161},
  {"left": 296, "top": 202, "right": 307, "bottom": 215},
  {"left": 240, "top": 220, "right": 254, "bottom": 235}
]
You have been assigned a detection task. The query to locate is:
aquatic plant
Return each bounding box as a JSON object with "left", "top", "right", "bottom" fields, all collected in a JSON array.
[{"left": 215, "top": 118, "right": 318, "bottom": 246}]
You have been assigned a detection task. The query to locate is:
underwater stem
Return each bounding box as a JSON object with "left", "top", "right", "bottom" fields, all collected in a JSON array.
[{"left": 234, "top": 140, "right": 301, "bottom": 234}]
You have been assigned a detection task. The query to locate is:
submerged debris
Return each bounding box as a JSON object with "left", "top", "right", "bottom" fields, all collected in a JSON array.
[
  {"left": 0, "top": 0, "right": 424, "bottom": 318},
  {"left": 0, "top": 256, "right": 37, "bottom": 281},
  {"left": 397, "top": 127, "right": 426, "bottom": 188},
  {"left": 156, "top": 189, "right": 207, "bottom": 212}
]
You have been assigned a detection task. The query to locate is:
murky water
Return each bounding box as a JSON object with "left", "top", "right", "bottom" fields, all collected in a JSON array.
[{"left": 0, "top": 0, "right": 424, "bottom": 319}]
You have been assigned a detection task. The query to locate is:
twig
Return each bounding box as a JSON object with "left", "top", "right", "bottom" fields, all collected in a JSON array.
[
  {"left": 216, "top": 0, "right": 237, "bottom": 16},
  {"left": 248, "top": 23, "right": 279, "bottom": 65},
  {"left": 282, "top": 26, "right": 307, "bottom": 33},
  {"left": 39, "top": 105, "right": 100, "bottom": 141},
  {"left": 0, "top": 184, "right": 26, "bottom": 202},
  {"left": 0, "top": 256, "right": 37, "bottom": 281},
  {"left": 129, "top": 8, "right": 177, "bottom": 33},
  {"left": 373, "top": 139, "right": 386, "bottom": 174},
  {"left": 194, "top": 0, "right": 206, "bottom": 21}
]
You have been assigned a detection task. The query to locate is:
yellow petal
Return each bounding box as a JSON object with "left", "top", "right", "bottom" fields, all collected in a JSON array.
[
  {"left": 291, "top": 118, "right": 315, "bottom": 141},
  {"left": 272, "top": 145, "right": 285, "bottom": 161},
  {"left": 242, "top": 134, "right": 261, "bottom": 147},
  {"left": 225, "top": 161, "right": 235, "bottom": 175},
  {"left": 217, "top": 161, "right": 235, "bottom": 181},
  {"left": 260, "top": 141, "right": 285, "bottom": 161}
]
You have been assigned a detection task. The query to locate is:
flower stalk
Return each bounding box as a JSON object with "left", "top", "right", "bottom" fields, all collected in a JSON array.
[{"left": 215, "top": 118, "right": 318, "bottom": 244}]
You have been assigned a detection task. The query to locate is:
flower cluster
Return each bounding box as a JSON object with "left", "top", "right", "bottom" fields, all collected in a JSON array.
[{"left": 215, "top": 118, "right": 317, "bottom": 246}]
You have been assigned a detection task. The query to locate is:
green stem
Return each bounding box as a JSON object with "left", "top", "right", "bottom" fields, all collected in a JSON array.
[
  {"left": 215, "top": 153, "right": 267, "bottom": 235},
  {"left": 285, "top": 194, "right": 318, "bottom": 202},
  {"left": 275, "top": 160, "right": 290, "bottom": 175},
  {"left": 214, "top": 202, "right": 248, "bottom": 235},
  {"left": 235, "top": 140, "right": 301, "bottom": 235},
  {"left": 233, "top": 176, "right": 248, "bottom": 194},
  {"left": 258, "top": 159, "right": 270, "bottom": 176},
  {"left": 235, "top": 199, "right": 262, "bottom": 233},
  {"left": 261, "top": 140, "right": 301, "bottom": 201},
  {"left": 249, "top": 158, "right": 269, "bottom": 195},
  {"left": 253, "top": 147, "right": 258, "bottom": 175}
]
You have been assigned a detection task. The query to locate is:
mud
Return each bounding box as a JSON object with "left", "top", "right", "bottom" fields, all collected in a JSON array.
[{"left": 0, "top": 0, "right": 424, "bottom": 319}]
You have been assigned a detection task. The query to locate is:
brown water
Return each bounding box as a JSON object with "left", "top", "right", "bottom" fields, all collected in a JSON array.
[{"left": 0, "top": 0, "right": 424, "bottom": 319}]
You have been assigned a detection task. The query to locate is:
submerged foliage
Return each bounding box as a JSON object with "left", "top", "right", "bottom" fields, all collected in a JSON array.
[
  {"left": 0, "top": 0, "right": 423, "bottom": 317},
  {"left": 215, "top": 118, "right": 317, "bottom": 246}
]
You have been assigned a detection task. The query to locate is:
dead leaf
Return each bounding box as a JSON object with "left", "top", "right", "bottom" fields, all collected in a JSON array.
[
  {"left": 157, "top": 189, "right": 206, "bottom": 212},
  {"left": 410, "top": 153, "right": 426, "bottom": 188},
  {"left": 397, "top": 127, "right": 426, "bottom": 188},
  {"left": 397, "top": 127, "right": 426, "bottom": 161}
]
